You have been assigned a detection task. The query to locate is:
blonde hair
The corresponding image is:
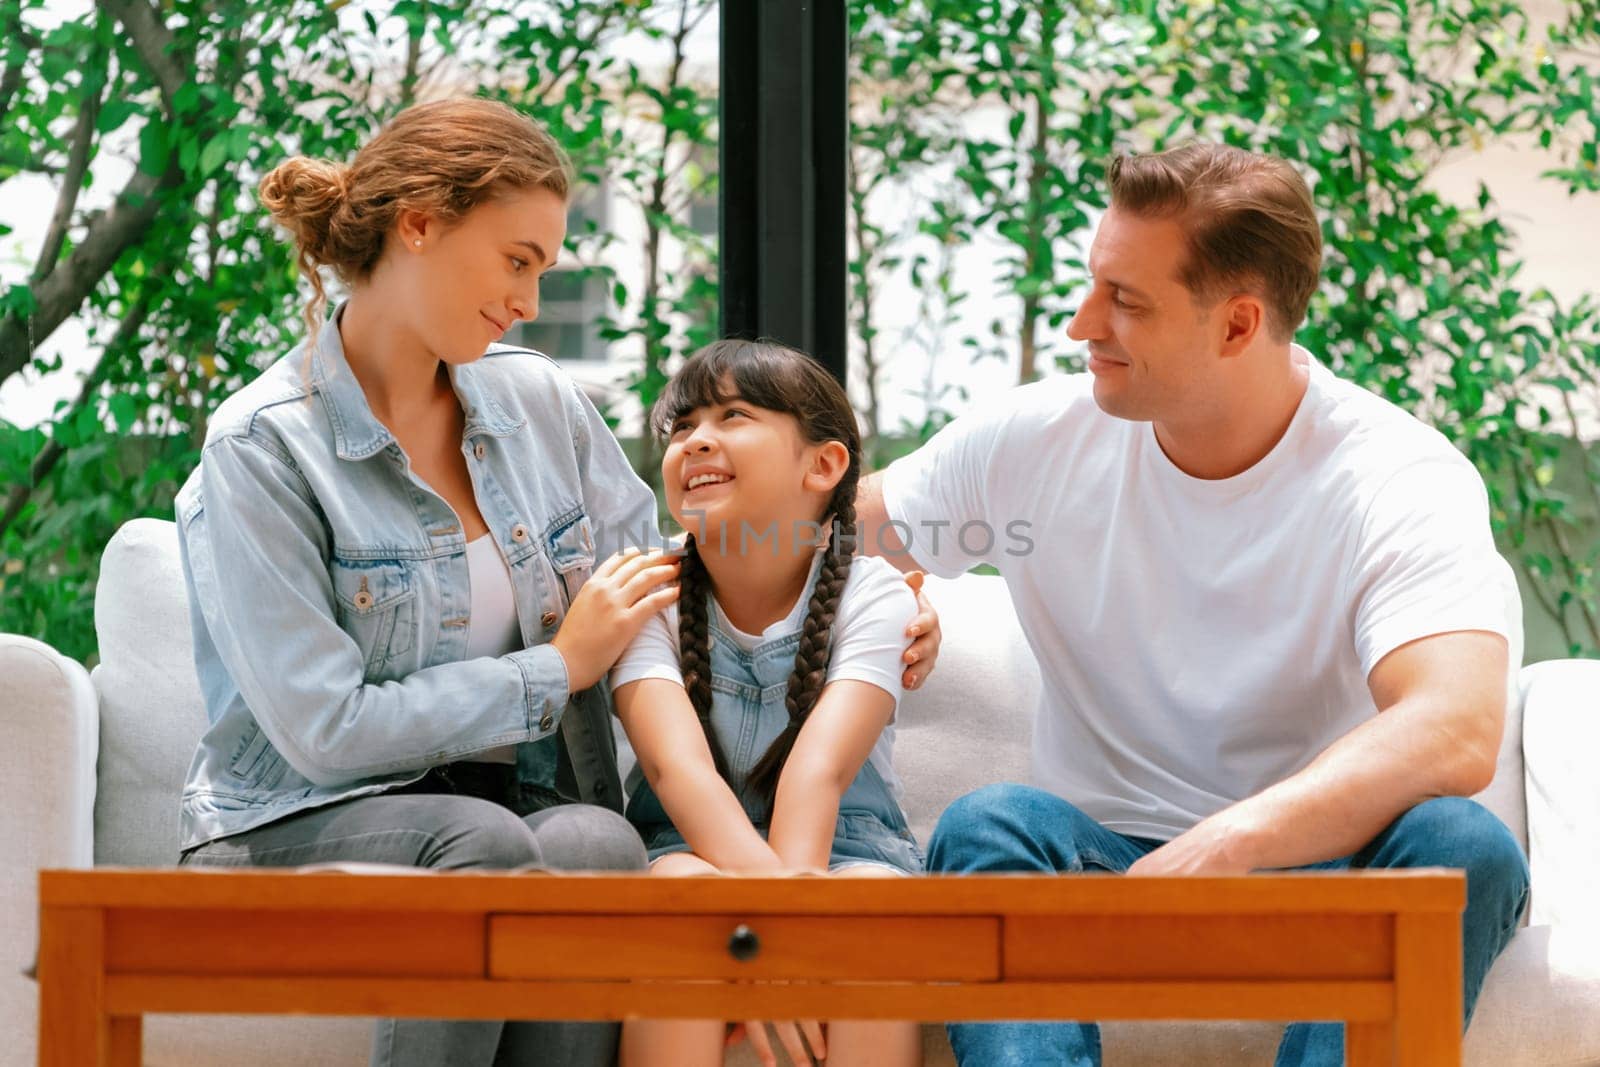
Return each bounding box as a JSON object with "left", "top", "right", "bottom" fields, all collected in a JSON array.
[
  {"left": 258, "top": 97, "right": 573, "bottom": 339},
  {"left": 1108, "top": 144, "right": 1322, "bottom": 342}
]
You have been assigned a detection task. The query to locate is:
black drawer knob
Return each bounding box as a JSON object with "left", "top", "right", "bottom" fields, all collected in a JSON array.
[{"left": 727, "top": 924, "right": 761, "bottom": 961}]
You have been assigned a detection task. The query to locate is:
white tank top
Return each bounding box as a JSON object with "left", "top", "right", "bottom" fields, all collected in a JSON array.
[{"left": 464, "top": 533, "right": 522, "bottom": 764}]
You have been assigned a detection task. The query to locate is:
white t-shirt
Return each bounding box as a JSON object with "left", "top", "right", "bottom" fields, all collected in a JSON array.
[
  {"left": 464, "top": 533, "right": 522, "bottom": 764},
  {"left": 610, "top": 552, "right": 915, "bottom": 801},
  {"left": 882, "top": 347, "right": 1513, "bottom": 841}
]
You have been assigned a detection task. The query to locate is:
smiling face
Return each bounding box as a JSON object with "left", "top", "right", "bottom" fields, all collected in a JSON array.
[
  {"left": 663, "top": 392, "right": 825, "bottom": 552},
  {"left": 393, "top": 185, "right": 568, "bottom": 364},
  {"left": 1065, "top": 205, "right": 1231, "bottom": 422},
  {"left": 654, "top": 341, "right": 859, "bottom": 556},
  {"left": 662, "top": 384, "right": 853, "bottom": 558}
]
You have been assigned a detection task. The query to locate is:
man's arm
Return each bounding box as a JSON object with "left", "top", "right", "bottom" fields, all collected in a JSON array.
[
  {"left": 855, "top": 471, "right": 922, "bottom": 574},
  {"left": 1128, "top": 628, "right": 1507, "bottom": 875},
  {"left": 856, "top": 472, "right": 944, "bottom": 689}
]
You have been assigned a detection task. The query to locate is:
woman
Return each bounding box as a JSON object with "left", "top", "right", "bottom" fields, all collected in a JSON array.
[{"left": 172, "top": 98, "right": 939, "bottom": 1067}]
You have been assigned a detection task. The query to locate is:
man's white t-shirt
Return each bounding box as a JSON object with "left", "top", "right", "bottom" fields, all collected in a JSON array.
[{"left": 881, "top": 347, "right": 1513, "bottom": 841}]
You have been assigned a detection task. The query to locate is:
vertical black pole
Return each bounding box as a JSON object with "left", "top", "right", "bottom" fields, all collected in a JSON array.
[{"left": 720, "top": 0, "right": 848, "bottom": 385}]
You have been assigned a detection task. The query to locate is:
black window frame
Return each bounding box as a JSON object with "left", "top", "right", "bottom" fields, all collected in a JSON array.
[{"left": 719, "top": 0, "right": 847, "bottom": 384}]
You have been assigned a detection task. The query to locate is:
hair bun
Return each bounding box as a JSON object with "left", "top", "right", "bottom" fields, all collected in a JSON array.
[{"left": 258, "top": 157, "right": 349, "bottom": 265}]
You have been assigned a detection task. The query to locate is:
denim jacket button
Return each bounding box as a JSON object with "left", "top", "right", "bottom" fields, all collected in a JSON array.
[
  {"left": 539, "top": 714, "right": 555, "bottom": 731},
  {"left": 473, "top": 442, "right": 486, "bottom": 460},
  {"left": 511, "top": 523, "right": 529, "bottom": 542},
  {"left": 541, "top": 610, "right": 558, "bottom": 628}
]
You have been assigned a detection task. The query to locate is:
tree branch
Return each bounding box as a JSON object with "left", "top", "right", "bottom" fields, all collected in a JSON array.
[
  {"left": 1542, "top": 514, "right": 1600, "bottom": 650},
  {"left": 1517, "top": 555, "right": 1574, "bottom": 652},
  {"left": 96, "top": 0, "right": 187, "bottom": 117},
  {"left": 0, "top": 294, "right": 152, "bottom": 541},
  {"left": 0, "top": 50, "right": 24, "bottom": 134},
  {"left": 0, "top": 0, "right": 30, "bottom": 129},
  {"left": 32, "top": 57, "right": 106, "bottom": 285},
  {"left": 1557, "top": 386, "right": 1600, "bottom": 519},
  {"left": 398, "top": 0, "right": 426, "bottom": 108},
  {"left": 527, "top": 6, "right": 619, "bottom": 111},
  {"left": 0, "top": 163, "right": 174, "bottom": 390},
  {"left": 848, "top": 140, "right": 883, "bottom": 449}
]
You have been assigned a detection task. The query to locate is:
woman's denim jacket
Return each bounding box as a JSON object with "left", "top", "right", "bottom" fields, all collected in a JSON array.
[{"left": 174, "top": 314, "right": 661, "bottom": 851}]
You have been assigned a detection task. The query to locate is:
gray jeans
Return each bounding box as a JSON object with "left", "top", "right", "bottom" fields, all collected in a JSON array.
[{"left": 180, "top": 778, "right": 647, "bottom": 1067}]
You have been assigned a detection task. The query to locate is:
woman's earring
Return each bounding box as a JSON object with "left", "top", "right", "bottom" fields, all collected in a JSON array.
[{"left": 413, "top": 239, "right": 421, "bottom": 247}]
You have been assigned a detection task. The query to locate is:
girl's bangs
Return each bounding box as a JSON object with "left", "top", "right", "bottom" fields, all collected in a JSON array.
[{"left": 651, "top": 340, "right": 808, "bottom": 440}]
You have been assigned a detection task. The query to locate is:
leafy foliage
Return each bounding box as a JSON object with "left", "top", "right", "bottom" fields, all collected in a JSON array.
[
  {"left": 3, "top": 0, "right": 1597, "bottom": 660},
  {"left": 0, "top": 0, "right": 706, "bottom": 660}
]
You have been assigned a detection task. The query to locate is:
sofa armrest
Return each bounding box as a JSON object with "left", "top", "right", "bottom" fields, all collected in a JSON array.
[
  {"left": 0, "top": 634, "right": 98, "bottom": 1067},
  {"left": 1519, "top": 658, "right": 1600, "bottom": 929}
]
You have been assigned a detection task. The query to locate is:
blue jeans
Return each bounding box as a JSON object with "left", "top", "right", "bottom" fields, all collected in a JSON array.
[{"left": 928, "top": 784, "right": 1529, "bottom": 1067}]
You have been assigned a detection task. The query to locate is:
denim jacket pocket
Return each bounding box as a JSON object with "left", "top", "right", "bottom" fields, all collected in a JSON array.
[
  {"left": 330, "top": 558, "right": 416, "bottom": 676},
  {"left": 227, "top": 720, "right": 290, "bottom": 792},
  {"left": 546, "top": 513, "right": 596, "bottom": 607}
]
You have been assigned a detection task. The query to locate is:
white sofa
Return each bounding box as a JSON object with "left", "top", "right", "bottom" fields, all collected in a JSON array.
[{"left": 3, "top": 517, "right": 1598, "bottom": 1067}]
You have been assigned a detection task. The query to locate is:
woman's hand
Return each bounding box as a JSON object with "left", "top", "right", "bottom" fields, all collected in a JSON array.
[
  {"left": 900, "top": 571, "right": 942, "bottom": 691},
  {"left": 550, "top": 547, "right": 679, "bottom": 691}
]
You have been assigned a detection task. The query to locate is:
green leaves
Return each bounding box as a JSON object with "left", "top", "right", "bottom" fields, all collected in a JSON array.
[
  {"left": 106, "top": 393, "right": 137, "bottom": 434},
  {"left": 4, "top": 0, "right": 1597, "bottom": 660},
  {"left": 137, "top": 118, "right": 170, "bottom": 176},
  {"left": 1, "top": 283, "right": 35, "bottom": 317}
]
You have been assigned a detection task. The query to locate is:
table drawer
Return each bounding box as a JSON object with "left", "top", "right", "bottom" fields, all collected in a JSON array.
[
  {"left": 104, "top": 909, "right": 485, "bottom": 978},
  {"left": 1005, "top": 914, "right": 1395, "bottom": 980},
  {"left": 489, "top": 914, "right": 1000, "bottom": 981}
]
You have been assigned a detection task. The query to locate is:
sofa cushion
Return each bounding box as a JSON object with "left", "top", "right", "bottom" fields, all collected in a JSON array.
[
  {"left": 140, "top": 1015, "right": 370, "bottom": 1067},
  {"left": 896, "top": 573, "right": 1039, "bottom": 845},
  {"left": 1463, "top": 921, "right": 1600, "bottom": 1065},
  {"left": 92, "top": 517, "right": 208, "bottom": 867}
]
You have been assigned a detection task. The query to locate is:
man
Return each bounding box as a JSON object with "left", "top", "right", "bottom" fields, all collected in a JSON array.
[{"left": 856, "top": 143, "right": 1529, "bottom": 1066}]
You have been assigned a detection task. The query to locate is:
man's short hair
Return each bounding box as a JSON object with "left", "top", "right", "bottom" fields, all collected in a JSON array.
[{"left": 1108, "top": 144, "right": 1323, "bottom": 342}]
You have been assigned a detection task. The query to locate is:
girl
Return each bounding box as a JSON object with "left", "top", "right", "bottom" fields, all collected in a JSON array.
[
  {"left": 613, "top": 340, "right": 925, "bottom": 1067},
  {"left": 174, "top": 99, "right": 941, "bottom": 1067}
]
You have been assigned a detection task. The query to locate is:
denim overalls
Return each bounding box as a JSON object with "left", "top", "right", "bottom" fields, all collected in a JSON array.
[{"left": 624, "top": 573, "right": 923, "bottom": 873}]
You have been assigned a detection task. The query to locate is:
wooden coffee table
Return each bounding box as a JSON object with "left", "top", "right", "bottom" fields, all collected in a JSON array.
[{"left": 37, "top": 868, "right": 1463, "bottom": 1066}]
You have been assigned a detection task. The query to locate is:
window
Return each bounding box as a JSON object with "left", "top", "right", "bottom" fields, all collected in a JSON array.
[
  {"left": 686, "top": 144, "right": 718, "bottom": 240},
  {"left": 504, "top": 268, "right": 609, "bottom": 361},
  {"left": 503, "top": 189, "right": 610, "bottom": 361}
]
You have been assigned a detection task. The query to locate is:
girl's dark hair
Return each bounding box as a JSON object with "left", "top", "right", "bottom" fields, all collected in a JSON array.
[{"left": 651, "top": 339, "right": 862, "bottom": 816}]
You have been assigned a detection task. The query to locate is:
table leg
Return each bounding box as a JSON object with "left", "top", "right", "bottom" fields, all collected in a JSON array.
[
  {"left": 1395, "top": 913, "right": 1462, "bottom": 1066},
  {"left": 38, "top": 907, "right": 107, "bottom": 1067},
  {"left": 109, "top": 1017, "right": 142, "bottom": 1067},
  {"left": 1346, "top": 1020, "right": 1395, "bottom": 1066}
]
